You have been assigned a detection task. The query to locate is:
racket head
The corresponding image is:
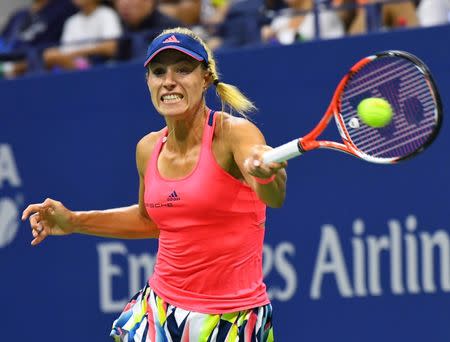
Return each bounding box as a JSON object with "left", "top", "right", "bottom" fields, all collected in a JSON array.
[{"left": 333, "top": 50, "right": 443, "bottom": 164}]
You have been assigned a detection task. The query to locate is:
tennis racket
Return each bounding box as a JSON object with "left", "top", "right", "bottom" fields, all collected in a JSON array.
[{"left": 263, "top": 50, "right": 443, "bottom": 164}]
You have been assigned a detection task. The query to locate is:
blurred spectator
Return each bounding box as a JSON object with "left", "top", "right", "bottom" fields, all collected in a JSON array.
[
  {"left": 261, "top": 0, "right": 345, "bottom": 45},
  {"left": 43, "top": 0, "right": 122, "bottom": 71},
  {"left": 416, "top": 0, "right": 449, "bottom": 27},
  {"left": 336, "top": 0, "right": 419, "bottom": 34},
  {"left": 114, "top": 0, "right": 181, "bottom": 60},
  {"left": 180, "top": 0, "right": 241, "bottom": 52},
  {"left": 207, "top": 0, "right": 266, "bottom": 50},
  {"left": 158, "top": 0, "right": 202, "bottom": 25},
  {"left": 202, "top": 0, "right": 232, "bottom": 26},
  {"left": 0, "top": 0, "right": 76, "bottom": 78},
  {"left": 0, "top": 0, "right": 76, "bottom": 52},
  {"left": 156, "top": 0, "right": 248, "bottom": 48},
  {"left": 265, "top": 0, "right": 287, "bottom": 11}
]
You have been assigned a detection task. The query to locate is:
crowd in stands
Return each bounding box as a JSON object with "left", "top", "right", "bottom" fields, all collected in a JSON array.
[{"left": 0, "top": 0, "right": 448, "bottom": 79}]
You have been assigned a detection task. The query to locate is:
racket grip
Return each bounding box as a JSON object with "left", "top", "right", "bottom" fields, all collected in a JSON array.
[{"left": 263, "top": 139, "right": 303, "bottom": 163}]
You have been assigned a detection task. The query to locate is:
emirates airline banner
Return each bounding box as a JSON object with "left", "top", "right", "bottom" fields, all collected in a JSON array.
[{"left": 1, "top": 25, "right": 450, "bottom": 341}]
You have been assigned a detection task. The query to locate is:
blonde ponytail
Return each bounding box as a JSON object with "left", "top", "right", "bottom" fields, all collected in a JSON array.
[{"left": 214, "top": 81, "right": 256, "bottom": 116}]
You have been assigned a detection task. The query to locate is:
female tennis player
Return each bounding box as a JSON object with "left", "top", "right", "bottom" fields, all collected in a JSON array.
[{"left": 22, "top": 27, "right": 287, "bottom": 341}]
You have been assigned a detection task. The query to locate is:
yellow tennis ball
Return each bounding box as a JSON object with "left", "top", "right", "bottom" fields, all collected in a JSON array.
[{"left": 357, "top": 97, "right": 393, "bottom": 128}]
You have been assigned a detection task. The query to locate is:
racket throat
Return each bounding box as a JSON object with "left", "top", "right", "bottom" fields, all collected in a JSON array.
[{"left": 299, "top": 139, "right": 318, "bottom": 152}]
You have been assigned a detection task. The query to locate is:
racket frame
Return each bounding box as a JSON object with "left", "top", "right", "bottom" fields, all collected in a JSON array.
[{"left": 263, "top": 50, "right": 443, "bottom": 165}]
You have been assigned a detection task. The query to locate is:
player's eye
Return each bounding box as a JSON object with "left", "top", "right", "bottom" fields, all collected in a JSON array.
[
  {"left": 177, "top": 65, "right": 194, "bottom": 74},
  {"left": 150, "top": 67, "right": 165, "bottom": 76}
]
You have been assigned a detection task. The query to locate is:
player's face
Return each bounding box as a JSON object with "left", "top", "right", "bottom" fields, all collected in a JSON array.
[{"left": 147, "top": 50, "right": 208, "bottom": 118}]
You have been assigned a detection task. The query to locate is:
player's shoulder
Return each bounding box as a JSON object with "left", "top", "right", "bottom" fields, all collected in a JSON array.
[
  {"left": 137, "top": 129, "right": 165, "bottom": 151},
  {"left": 213, "top": 111, "right": 262, "bottom": 141},
  {"left": 136, "top": 129, "right": 166, "bottom": 169},
  {"left": 214, "top": 111, "right": 259, "bottom": 132}
]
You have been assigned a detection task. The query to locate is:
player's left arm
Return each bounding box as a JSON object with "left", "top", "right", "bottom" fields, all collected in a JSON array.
[{"left": 230, "top": 117, "right": 287, "bottom": 208}]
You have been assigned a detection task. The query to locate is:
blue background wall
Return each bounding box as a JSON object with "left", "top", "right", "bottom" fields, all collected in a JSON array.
[{"left": 1, "top": 25, "right": 450, "bottom": 341}]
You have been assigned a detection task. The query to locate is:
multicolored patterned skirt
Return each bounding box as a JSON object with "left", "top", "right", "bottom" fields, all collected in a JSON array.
[{"left": 110, "top": 283, "right": 274, "bottom": 342}]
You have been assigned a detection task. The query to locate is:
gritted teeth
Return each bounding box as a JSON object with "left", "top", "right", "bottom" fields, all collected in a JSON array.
[{"left": 161, "top": 94, "right": 183, "bottom": 102}]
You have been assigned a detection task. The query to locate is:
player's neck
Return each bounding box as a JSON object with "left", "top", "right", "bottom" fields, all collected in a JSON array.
[{"left": 164, "top": 105, "right": 207, "bottom": 154}]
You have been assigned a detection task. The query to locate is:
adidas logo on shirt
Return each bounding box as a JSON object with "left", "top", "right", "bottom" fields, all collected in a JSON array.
[{"left": 167, "top": 190, "right": 180, "bottom": 201}]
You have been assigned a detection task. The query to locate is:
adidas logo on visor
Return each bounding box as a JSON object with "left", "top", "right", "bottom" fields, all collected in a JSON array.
[{"left": 163, "top": 35, "right": 181, "bottom": 44}]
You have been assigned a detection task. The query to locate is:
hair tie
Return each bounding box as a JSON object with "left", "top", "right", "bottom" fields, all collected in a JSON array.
[{"left": 213, "top": 79, "right": 220, "bottom": 86}]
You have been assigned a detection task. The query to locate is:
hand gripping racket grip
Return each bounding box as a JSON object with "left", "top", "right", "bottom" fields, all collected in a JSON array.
[{"left": 262, "top": 139, "right": 304, "bottom": 163}]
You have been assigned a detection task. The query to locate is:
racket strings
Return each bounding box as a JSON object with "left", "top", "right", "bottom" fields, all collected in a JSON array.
[
  {"left": 340, "top": 56, "right": 438, "bottom": 160},
  {"left": 343, "top": 81, "right": 435, "bottom": 144}
]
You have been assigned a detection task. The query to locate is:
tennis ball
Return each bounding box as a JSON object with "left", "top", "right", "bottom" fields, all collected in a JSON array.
[{"left": 357, "top": 98, "right": 393, "bottom": 128}]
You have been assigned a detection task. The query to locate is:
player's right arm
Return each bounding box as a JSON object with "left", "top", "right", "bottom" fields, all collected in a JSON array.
[{"left": 22, "top": 132, "right": 161, "bottom": 246}]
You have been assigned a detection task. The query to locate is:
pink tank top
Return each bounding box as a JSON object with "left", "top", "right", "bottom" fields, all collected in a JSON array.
[{"left": 144, "top": 110, "right": 269, "bottom": 313}]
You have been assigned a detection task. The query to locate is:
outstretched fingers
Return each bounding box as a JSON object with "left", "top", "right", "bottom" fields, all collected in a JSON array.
[
  {"left": 22, "top": 198, "right": 56, "bottom": 220},
  {"left": 29, "top": 212, "right": 41, "bottom": 236},
  {"left": 21, "top": 203, "right": 44, "bottom": 221},
  {"left": 22, "top": 199, "right": 55, "bottom": 246},
  {"left": 27, "top": 212, "right": 45, "bottom": 246},
  {"left": 31, "top": 220, "right": 49, "bottom": 246}
]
